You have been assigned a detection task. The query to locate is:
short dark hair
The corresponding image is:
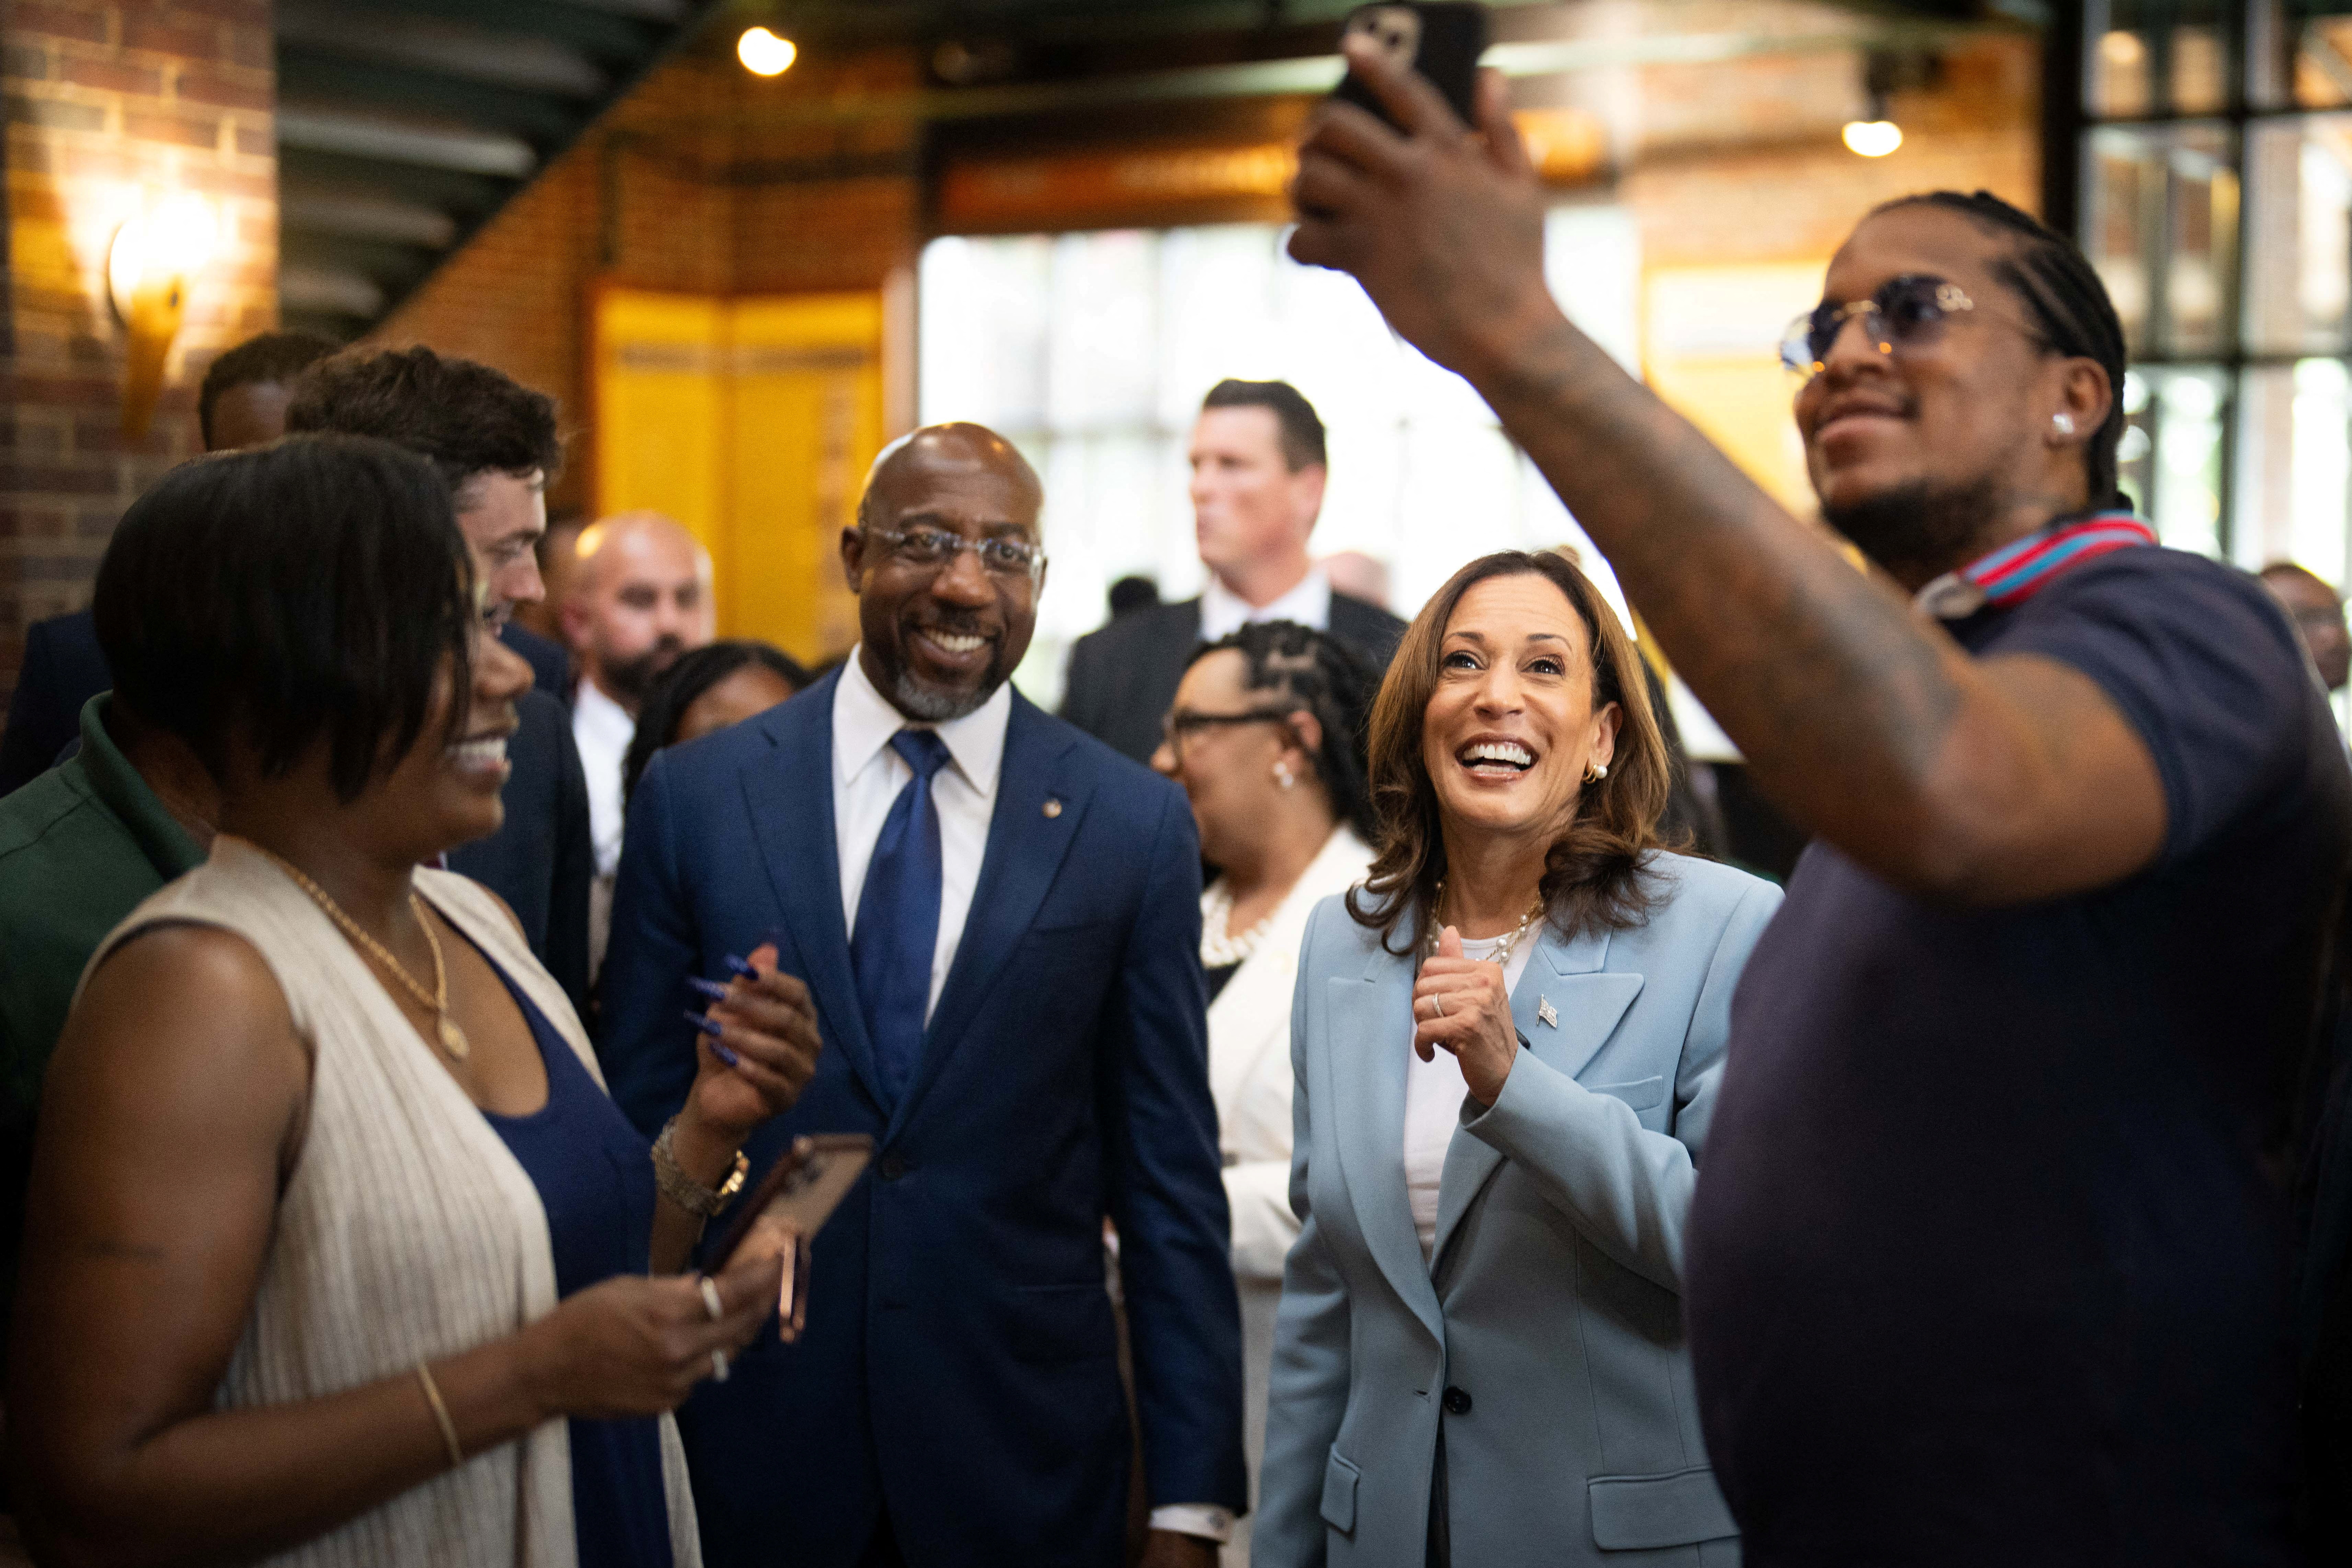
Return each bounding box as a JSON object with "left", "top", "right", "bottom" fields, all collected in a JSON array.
[
  {"left": 1875, "top": 190, "right": 2130, "bottom": 510},
  {"left": 92, "top": 434, "right": 478, "bottom": 802},
  {"left": 2263, "top": 561, "right": 2343, "bottom": 602},
  {"left": 1184, "top": 619, "right": 1379, "bottom": 842},
  {"left": 622, "top": 639, "right": 810, "bottom": 806},
  {"left": 284, "top": 345, "right": 563, "bottom": 493},
  {"left": 1202, "top": 378, "right": 1327, "bottom": 471},
  {"left": 197, "top": 330, "right": 337, "bottom": 447}
]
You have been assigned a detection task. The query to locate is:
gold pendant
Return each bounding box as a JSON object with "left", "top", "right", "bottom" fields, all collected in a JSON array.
[{"left": 438, "top": 1017, "right": 471, "bottom": 1060}]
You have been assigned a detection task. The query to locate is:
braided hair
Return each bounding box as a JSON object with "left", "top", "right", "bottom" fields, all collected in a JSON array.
[
  {"left": 1184, "top": 619, "right": 1379, "bottom": 842},
  {"left": 622, "top": 639, "right": 810, "bottom": 807},
  {"left": 1877, "top": 190, "right": 2131, "bottom": 510}
]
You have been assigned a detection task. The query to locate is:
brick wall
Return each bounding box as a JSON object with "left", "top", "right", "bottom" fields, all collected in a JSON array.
[
  {"left": 371, "top": 45, "right": 922, "bottom": 511},
  {"left": 0, "top": 0, "right": 276, "bottom": 725}
]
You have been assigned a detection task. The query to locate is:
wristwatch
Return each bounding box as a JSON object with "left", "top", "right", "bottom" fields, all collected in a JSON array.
[{"left": 652, "top": 1118, "right": 750, "bottom": 1218}]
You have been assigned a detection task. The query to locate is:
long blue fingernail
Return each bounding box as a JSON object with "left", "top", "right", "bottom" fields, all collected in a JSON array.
[
  {"left": 710, "top": 1040, "right": 741, "bottom": 1067},
  {"left": 687, "top": 976, "right": 731, "bottom": 1002},
  {"left": 722, "top": 954, "right": 756, "bottom": 978},
  {"left": 683, "top": 1010, "right": 742, "bottom": 1066},
  {"left": 684, "top": 1008, "right": 718, "bottom": 1034}
]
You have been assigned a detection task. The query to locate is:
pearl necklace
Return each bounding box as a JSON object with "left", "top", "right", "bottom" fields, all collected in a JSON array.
[
  {"left": 1424, "top": 878, "right": 1546, "bottom": 970},
  {"left": 1201, "top": 881, "right": 1277, "bottom": 968}
]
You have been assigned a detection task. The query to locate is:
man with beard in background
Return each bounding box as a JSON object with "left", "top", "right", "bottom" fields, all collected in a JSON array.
[
  {"left": 597, "top": 423, "right": 1244, "bottom": 1568},
  {"left": 564, "top": 510, "right": 714, "bottom": 975}
]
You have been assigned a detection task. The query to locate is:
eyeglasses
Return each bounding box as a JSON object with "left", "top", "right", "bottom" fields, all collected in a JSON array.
[
  {"left": 862, "top": 525, "right": 1046, "bottom": 581},
  {"left": 1779, "top": 274, "right": 1982, "bottom": 383},
  {"left": 1160, "top": 705, "right": 1294, "bottom": 755}
]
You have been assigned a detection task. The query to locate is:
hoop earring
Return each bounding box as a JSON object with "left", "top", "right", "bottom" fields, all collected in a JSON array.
[{"left": 1583, "top": 760, "right": 1608, "bottom": 784}]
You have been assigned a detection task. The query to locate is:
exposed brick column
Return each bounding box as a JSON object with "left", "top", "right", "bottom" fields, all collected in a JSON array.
[{"left": 0, "top": 0, "right": 275, "bottom": 729}]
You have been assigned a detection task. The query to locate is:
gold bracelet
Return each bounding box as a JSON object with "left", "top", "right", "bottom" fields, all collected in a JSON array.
[
  {"left": 415, "top": 1361, "right": 464, "bottom": 1469},
  {"left": 652, "top": 1118, "right": 749, "bottom": 1218}
]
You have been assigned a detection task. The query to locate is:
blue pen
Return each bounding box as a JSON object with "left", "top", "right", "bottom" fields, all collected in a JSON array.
[{"left": 683, "top": 1010, "right": 742, "bottom": 1067}]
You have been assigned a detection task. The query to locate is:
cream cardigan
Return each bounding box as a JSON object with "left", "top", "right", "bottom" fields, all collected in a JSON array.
[{"left": 80, "top": 835, "right": 701, "bottom": 1568}]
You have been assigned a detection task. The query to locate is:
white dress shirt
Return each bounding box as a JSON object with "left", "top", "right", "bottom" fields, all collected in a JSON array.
[
  {"left": 1403, "top": 932, "right": 1535, "bottom": 1260},
  {"left": 830, "top": 649, "right": 1009, "bottom": 1022},
  {"left": 573, "top": 677, "right": 635, "bottom": 880},
  {"left": 831, "top": 651, "right": 1230, "bottom": 1545},
  {"left": 1198, "top": 564, "right": 1333, "bottom": 643}
]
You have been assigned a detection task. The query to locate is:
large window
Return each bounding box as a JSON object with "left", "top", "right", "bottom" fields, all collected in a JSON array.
[
  {"left": 917, "top": 209, "right": 1642, "bottom": 705},
  {"left": 2079, "top": 0, "right": 2352, "bottom": 602}
]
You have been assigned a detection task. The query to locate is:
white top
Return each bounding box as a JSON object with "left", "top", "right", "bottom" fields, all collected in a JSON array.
[
  {"left": 830, "top": 649, "right": 1010, "bottom": 1028},
  {"left": 572, "top": 677, "right": 635, "bottom": 880},
  {"left": 1403, "top": 931, "right": 1535, "bottom": 1261},
  {"left": 1198, "top": 564, "right": 1333, "bottom": 643}
]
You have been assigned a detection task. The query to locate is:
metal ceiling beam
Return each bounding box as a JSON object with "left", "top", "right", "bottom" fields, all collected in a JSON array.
[
  {"left": 277, "top": 105, "right": 541, "bottom": 176},
  {"left": 624, "top": 13, "right": 1998, "bottom": 134},
  {"left": 279, "top": 265, "right": 390, "bottom": 319},
  {"left": 316, "top": 0, "right": 662, "bottom": 61},
  {"left": 280, "top": 189, "right": 461, "bottom": 247},
  {"left": 279, "top": 51, "right": 592, "bottom": 138},
  {"left": 277, "top": 3, "right": 609, "bottom": 97}
]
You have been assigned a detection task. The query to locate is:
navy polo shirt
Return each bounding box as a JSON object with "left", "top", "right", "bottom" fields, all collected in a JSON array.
[{"left": 1687, "top": 546, "right": 2352, "bottom": 1566}]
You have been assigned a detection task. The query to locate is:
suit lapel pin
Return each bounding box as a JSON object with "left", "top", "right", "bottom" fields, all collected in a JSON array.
[
  {"left": 1042, "top": 798, "right": 1063, "bottom": 819},
  {"left": 1537, "top": 995, "right": 1558, "bottom": 1029}
]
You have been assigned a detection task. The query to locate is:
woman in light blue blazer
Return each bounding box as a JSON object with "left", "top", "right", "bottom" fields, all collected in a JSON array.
[{"left": 1256, "top": 550, "right": 1781, "bottom": 1568}]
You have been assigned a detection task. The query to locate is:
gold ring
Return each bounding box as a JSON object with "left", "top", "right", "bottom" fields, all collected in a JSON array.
[{"left": 698, "top": 1276, "right": 724, "bottom": 1323}]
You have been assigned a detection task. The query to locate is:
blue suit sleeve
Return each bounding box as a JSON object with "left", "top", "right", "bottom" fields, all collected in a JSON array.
[
  {"left": 597, "top": 749, "right": 704, "bottom": 1137},
  {"left": 1099, "top": 783, "right": 1248, "bottom": 1514},
  {"left": 1254, "top": 901, "right": 1352, "bottom": 1568},
  {"left": 542, "top": 710, "right": 595, "bottom": 1021}
]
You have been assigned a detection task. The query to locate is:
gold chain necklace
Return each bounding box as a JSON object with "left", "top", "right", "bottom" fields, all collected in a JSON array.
[
  {"left": 1425, "top": 877, "right": 1547, "bottom": 969},
  {"left": 259, "top": 847, "right": 470, "bottom": 1060}
]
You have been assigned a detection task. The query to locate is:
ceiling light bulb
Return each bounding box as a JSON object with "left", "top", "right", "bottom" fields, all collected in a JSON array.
[
  {"left": 1842, "top": 119, "right": 1903, "bottom": 158},
  {"left": 737, "top": 26, "right": 796, "bottom": 77}
]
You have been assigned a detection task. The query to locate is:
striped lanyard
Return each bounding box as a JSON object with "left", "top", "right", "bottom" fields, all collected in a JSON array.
[{"left": 1915, "top": 511, "right": 2158, "bottom": 621}]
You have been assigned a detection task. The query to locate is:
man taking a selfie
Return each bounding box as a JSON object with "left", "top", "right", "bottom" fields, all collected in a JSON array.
[{"left": 1267, "top": 35, "right": 2352, "bottom": 1568}]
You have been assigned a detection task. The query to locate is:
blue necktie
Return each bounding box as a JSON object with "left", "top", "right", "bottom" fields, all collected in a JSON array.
[{"left": 851, "top": 728, "right": 953, "bottom": 1106}]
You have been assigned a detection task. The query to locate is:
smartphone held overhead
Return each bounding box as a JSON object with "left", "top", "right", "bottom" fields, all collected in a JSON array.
[{"left": 1332, "top": 1, "right": 1489, "bottom": 128}]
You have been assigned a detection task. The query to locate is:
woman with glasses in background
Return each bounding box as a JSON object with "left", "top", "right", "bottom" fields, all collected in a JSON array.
[{"left": 1149, "top": 620, "right": 1378, "bottom": 1567}]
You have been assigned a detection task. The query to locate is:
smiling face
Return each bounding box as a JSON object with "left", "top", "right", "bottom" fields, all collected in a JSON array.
[
  {"left": 842, "top": 425, "right": 1043, "bottom": 724},
  {"left": 1796, "top": 204, "right": 2111, "bottom": 585},
  {"left": 453, "top": 468, "right": 548, "bottom": 631},
  {"left": 1422, "top": 572, "right": 1620, "bottom": 849},
  {"left": 1150, "top": 647, "right": 1308, "bottom": 866},
  {"left": 379, "top": 616, "right": 532, "bottom": 854}
]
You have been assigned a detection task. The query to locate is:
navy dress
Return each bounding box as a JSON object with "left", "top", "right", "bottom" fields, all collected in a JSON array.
[{"left": 475, "top": 942, "right": 676, "bottom": 1568}]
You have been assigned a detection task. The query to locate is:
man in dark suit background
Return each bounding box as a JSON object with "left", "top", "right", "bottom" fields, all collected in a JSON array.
[
  {"left": 1061, "top": 379, "right": 1407, "bottom": 762},
  {"left": 600, "top": 423, "right": 1244, "bottom": 1567},
  {"left": 285, "top": 347, "right": 594, "bottom": 1015},
  {"left": 0, "top": 330, "right": 342, "bottom": 796}
]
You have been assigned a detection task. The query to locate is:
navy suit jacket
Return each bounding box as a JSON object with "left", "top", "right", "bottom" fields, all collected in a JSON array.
[
  {"left": 446, "top": 687, "right": 593, "bottom": 1019},
  {"left": 0, "top": 611, "right": 109, "bottom": 797},
  {"left": 599, "top": 670, "right": 1246, "bottom": 1567}
]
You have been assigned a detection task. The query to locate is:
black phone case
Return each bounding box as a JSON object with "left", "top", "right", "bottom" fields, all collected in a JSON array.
[{"left": 1331, "top": 3, "right": 1490, "bottom": 127}]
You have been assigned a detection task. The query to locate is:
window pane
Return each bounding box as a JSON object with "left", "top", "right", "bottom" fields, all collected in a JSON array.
[
  {"left": 2086, "top": 123, "right": 2240, "bottom": 358},
  {"left": 2096, "top": 2, "right": 2233, "bottom": 117},
  {"left": 2119, "top": 365, "right": 2230, "bottom": 555},
  {"left": 2233, "top": 358, "right": 2352, "bottom": 581},
  {"left": 2245, "top": 115, "right": 2352, "bottom": 353}
]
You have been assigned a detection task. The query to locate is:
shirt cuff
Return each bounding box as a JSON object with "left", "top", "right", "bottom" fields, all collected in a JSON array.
[{"left": 1149, "top": 1504, "right": 1235, "bottom": 1543}]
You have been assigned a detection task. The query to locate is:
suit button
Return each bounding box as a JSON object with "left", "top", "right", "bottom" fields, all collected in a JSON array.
[
  {"left": 1442, "top": 1386, "right": 1472, "bottom": 1417},
  {"left": 878, "top": 1152, "right": 909, "bottom": 1181}
]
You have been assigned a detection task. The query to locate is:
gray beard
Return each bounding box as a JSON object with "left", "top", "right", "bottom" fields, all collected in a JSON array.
[
  {"left": 887, "top": 664, "right": 998, "bottom": 723},
  {"left": 1820, "top": 474, "right": 2003, "bottom": 585}
]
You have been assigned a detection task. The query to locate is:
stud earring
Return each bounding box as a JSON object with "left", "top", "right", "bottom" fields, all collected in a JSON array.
[
  {"left": 1274, "top": 762, "right": 1296, "bottom": 790},
  {"left": 1583, "top": 760, "right": 1608, "bottom": 784},
  {"left": 2051, "top": 412, "right": 2076, "bottom": 436}
]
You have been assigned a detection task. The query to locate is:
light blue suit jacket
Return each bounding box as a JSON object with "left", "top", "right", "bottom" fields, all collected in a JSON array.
[{"left": 1256, "top": 853, "right": 1780, "bottom": 1568}]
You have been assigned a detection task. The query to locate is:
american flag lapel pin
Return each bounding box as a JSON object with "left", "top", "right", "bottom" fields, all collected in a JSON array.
[{"left": 1536, "top": 995, "right": 1558, "bottom": 1029}]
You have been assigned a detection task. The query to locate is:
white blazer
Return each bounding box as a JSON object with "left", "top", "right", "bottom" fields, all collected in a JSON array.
[{"left": 1210, "top": 825, "right": 1376, "bottom": 1282}]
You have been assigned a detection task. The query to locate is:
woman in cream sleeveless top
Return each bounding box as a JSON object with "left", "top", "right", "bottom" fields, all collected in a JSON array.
[
  {"left": 1148, "top": 620, "right": 1381, "bottom": 1567},
  {"left": 10, "top": 438, "right": 820, "bottom": 1567}
]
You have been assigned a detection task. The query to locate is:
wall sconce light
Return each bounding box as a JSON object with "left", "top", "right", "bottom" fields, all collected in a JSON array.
[
  {"left": 737, "top": 26, "right": 796, "bottom": 77},
  {"left": 108, "top": 192, "right": 220, "bottom": 439},
  {"left": 1842, "top": 111, "right": 1903, "bottom": 157}
]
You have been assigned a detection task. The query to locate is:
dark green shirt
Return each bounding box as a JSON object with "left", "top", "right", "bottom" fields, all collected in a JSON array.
[{"left": 0, "top": 694, "right": 204, "bottom": 1358}]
